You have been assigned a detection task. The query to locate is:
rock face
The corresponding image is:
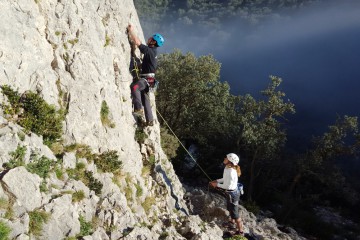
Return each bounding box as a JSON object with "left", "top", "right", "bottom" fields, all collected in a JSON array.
[{"left": 0, "top": 0, "right": 305, "bottom": 239}]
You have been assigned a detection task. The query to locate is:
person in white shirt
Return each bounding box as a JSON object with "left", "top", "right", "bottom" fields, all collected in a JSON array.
[{"left": 209, "top": 153, "right": 244, "bottom": 236}]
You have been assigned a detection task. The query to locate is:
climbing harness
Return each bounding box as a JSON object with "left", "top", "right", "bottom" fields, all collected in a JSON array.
[{"left": 140, "top": 73, "right": 159, "bottom": 91}]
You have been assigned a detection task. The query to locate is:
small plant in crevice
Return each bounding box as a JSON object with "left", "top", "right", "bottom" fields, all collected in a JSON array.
[
  {"left": 3, "top": 145, "right": 27, "bottom": 169},
  {"left": 64, "top": 237, "right": 77, "bottom": 240},
  {"left": 72, "top": 190, "right": 85, "bottom": 202},
  {"left": 0, "top": 85, "right": 64, "bottom": 146},
  {"left": 55, "top": 78, "right": 69, "bottom": 115},
  {"left": 66, "top": 144, "right": 122, "bottom": 174},
  {"left": 124, "top": 174, "right": 133, "bottom": 202},
  {"left": 0, "top": 198, "right": 8, "bottom": 210},
  {"left": 84, "top": 171, "right": 103, "bottom": 195},
  {"left": 135, "top": 182, "right": 143, "bottom": 197},
  {"left": 54, "top": 165, "right": 64, "bottom": 180},
  {"left": 0, "top": 220, "right": 11, "bottom": 240},
  {"left": 17, "top": 131, "right": 26, "bottom": 141},
  {"left": 142, "top": 154, "right": 156, "bottom": 177},
  {"left": 29, "top": 210, "right": 50, "bottom": 236},
  {"left": 159, "top": 232, "right": 169, "bottom": 240},
  {"left": 39, "top": 181, "right": 48, "bottom": 193},
  {"left": 142, "top": 196, "right": 156, "bottom": 215},
  {"left": 135, "top": 128, "right": 147, "bottom": 144},
  {"left": 66, "top": 164, "right": 103, "bottom": 195},
  {"left": 68, "top": 38, "right": 79, "bottom": 46},
  {"left": 65, "top": 144, "right": 93, "bottom": 160},
  {"left": 77, "top": 215, "right": 93, "bottom": 237},
  {"left": 148, "top": 155, "right": 156, "bottom": 166},
  {"left": 0, "top": 197, "right": 15, "bottom": 221},
  {"left": 104, "top": 34, "right": 111, "bottom": 47},
  {"left": 26, "top": 154, "right": 55, "bottom": 179},
  {"left": 92, "top": 150, "right": 122, "bottom": 174},
  {"left": 141, "top": 165, "right": 151, "bottom": 177},
  {"left": 100, "top": 100, "right": 115, "bottom": 128}
]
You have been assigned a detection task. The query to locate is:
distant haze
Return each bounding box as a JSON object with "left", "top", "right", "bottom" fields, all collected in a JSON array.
[{"left": 155, "top": 0, "right": 360, "bottom": 150}]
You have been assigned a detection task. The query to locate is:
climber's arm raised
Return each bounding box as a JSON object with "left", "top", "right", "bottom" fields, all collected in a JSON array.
[{"left": 127, "top": 24, "right": 141, "bottom": 47}]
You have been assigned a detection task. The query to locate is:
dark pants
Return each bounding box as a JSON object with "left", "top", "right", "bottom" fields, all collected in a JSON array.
[{"left": 130, "top": 78, "right": 153, "bottom": 122}]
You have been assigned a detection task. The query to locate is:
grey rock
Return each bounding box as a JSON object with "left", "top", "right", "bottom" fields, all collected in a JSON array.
[
  {"left": 62, "top": 152, "right": 76, "bottom": 169},
  {"left": 42, "top": 195, "right": 80, "bottom": 239},
  {"left": 2, "top": 167, "right": 42, "bottom": 212},
  {"left": 15, "top": 233, "right": 30, "bottom": 240}
]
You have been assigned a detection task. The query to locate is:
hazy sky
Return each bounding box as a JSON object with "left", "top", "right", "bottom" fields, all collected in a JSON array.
[{"left": 154, "top": 0, "right": 360, "bottom": 150}]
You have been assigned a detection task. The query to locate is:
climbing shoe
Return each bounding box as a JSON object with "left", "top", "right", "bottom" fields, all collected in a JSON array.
[
  {"left": 231, "top": 230, "right": 245, "bottom": 236},
  {"left": 146, "top": 120, "right": 154, "bottom": 126},
  {"left": 222, "top": 221, "right": 236, "bottom": 230}
]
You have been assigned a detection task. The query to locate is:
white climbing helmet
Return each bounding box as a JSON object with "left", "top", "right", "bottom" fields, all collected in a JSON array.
[{"left": 226, "top": 153, "right": 239, "bottom": 165}]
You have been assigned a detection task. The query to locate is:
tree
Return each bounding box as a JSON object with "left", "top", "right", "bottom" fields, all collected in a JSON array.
[
  {"left": 156, "top": 50, "right": 237, "bottom": 145},
  {"left": 289, "top": 115, "right": 360, "bottom": 204},
  {"left": 236, "top": 76, "right": 295, "bottom": 201}
]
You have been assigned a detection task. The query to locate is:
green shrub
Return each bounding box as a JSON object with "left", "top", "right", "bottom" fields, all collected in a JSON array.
[
  {"left": 72, "top": 191, "right": 85, "bottom": 202},
  {"left": 0, "top": 85, "right": 21, "bottom": 112},
  {"left": 0, "top": 220, "right": 11, "bottom": 240},
  {"left": 148, "top": 155, "right": 156, "bottom": 166},
  {"left": 66, "top": 164, "right": 103, "bottom": 195},
  {"left": 78, "top": 215, "right": 93, "bottom": 237},
  {"left": 29, "top": 210, "right": 50, "bottom": 236},
  {"left": 135, "top": 128, "right": 146, "bottom": 144},
  {"left": 0, "top": 85, "right": 64, "bottom": 145},
  {"left": 3, "top": 145, "right": 27, "bottom": 169},
  {"left": 26, "top": 155, "right": 54, "bottom": 178},
  {"left": 65, "top": 144, "right": 92, "bottom": 159},
  {"left": 93, "top": 150, "right": 122, "bottom": 173},
  {"left": 84, "top": 171, "right": 103, "bottom": 195}
]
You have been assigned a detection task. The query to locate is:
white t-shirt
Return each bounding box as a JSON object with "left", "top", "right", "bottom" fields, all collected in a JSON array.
[{"left": 217, "top": 167, "right": 238, "bottom": 190}]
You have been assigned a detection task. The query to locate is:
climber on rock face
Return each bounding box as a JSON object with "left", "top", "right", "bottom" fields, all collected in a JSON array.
[
  {"left": 209, "top": 153, "right": 245, "bottom": 236},
  {"left": 127, "top": 24, "right": 164, "bottom": 127}
]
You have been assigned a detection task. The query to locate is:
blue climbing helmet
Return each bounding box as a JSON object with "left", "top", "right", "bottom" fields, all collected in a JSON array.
[{"left": 152, "top": 33, "right": 164, "bottom": 47}]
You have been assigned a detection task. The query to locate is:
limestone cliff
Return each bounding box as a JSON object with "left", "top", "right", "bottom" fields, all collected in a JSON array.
[
  {"left": 0, "top": 1, "right": 306, "bottom": 239},
  {"left": 0, "top": 0, "right": 222, "bottom": 239}
]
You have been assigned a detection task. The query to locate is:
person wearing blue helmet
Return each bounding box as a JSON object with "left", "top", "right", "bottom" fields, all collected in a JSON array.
[{"left": 127, "top": 24, "right": 164, "bottom": 126}]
